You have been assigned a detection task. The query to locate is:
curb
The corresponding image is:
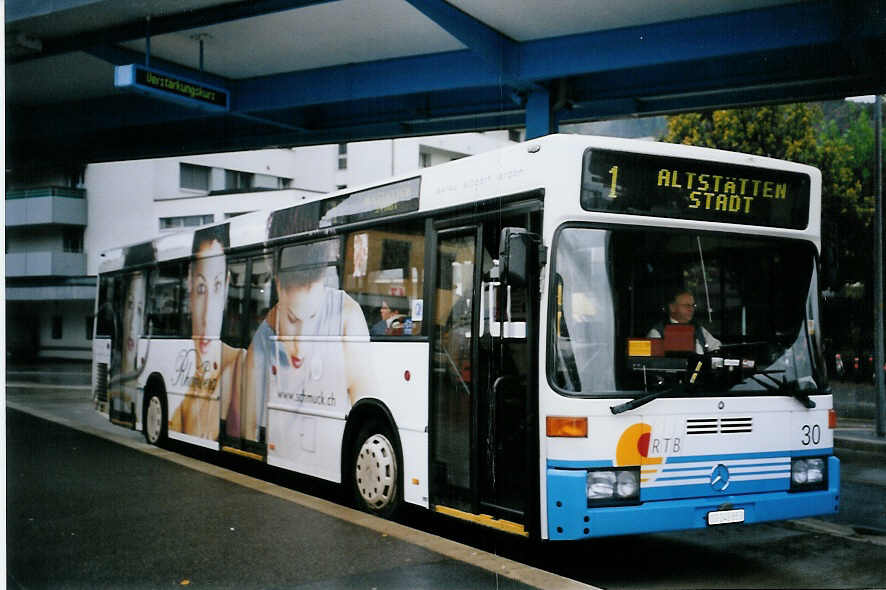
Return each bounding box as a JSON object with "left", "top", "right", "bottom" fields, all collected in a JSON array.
[{"left": 834, "top": 432, "right": 886, "bottom": 456}]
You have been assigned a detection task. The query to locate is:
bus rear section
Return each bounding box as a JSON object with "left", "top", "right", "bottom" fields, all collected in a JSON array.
[{"left": 542, "top": 146, "right": 838, "bottom": 540}]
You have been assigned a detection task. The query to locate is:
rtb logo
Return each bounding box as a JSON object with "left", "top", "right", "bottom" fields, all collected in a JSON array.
[{"left": 616, "top": 422, "right": 683, "bottom": 481}]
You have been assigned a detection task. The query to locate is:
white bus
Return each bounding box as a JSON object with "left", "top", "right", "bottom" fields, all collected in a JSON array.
[{"left": 93, "top": 134, "right": 838, "bottom": 540}]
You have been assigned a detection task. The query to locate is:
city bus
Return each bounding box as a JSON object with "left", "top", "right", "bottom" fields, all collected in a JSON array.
[{"left": 92, "top": 134, "right": 839, "bottom": 541}]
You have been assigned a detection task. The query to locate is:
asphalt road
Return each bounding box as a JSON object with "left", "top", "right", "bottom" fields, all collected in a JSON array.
[
  {"left": 6, "top": 367, "right": 886, "bottom": 589},
  {"left": 9, "top": 406, "right": 885, "bottom": 589},
  {"left": 6, "top": 409, "right": 550, "bottom": 590}
]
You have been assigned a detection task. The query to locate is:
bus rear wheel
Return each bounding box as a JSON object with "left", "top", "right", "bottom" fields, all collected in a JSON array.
[
  {"left": 143, "top": 391, "right": 167, "bottom": 446},
  {"left": 351, "top": 422, "right": 400, "bottom": 518}
]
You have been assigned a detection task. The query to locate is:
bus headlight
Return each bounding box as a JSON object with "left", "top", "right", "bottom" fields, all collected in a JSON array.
[
  {"left": 790, "top": 457, "right": 827, "bottom": 491},
  {"left": 586, "top": 467, "right": 641, "bottom": 506}
]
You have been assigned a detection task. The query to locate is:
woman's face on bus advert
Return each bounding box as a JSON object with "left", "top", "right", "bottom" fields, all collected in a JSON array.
[
  {"left": 275, "top": 279, "right": 326, "bottom": 369},
  {"left": 191, "top": 239, "right": 227, "bottom": 357}
]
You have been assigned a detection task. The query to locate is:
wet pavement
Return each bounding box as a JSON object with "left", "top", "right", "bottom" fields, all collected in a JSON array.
[
  {"left": 6, "top": 360, "right": 886, "bottom": 589},
  {"left": 4, "top": 362, "right": 592, "bottom": 590}
]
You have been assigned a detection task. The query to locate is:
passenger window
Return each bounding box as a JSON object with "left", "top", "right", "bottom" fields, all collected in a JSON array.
[
  {"left": 247, "top": 256, "right": 274, "bottom": 342},
  {"left": 95, "top": 275, "right": 115, "bottom": 338},
  {"left": 223, "top": 260, "right": 247, "bottom": 345},
  {"left": 150, "top": 263, "right": 185, "bottom": 336},
  {"left": 343, "top": 223, "right": 425, "bottom": 337}
]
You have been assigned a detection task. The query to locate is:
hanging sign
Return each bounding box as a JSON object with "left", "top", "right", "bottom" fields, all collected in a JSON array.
[{"left": 114, "top": 64, "right": 229, "bottom": 111}]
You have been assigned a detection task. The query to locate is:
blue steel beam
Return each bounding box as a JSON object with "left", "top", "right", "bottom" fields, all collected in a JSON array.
[
  {"left": 402, "top": 0, "right": 526, "bottom": 91},
  {"left": 18, "top": 32, "right": 882, "bottom": 153},
  {"left": 8, "top": 0, "right": 886, "bottom": 165},
  {"left": 14, "top": 29, "right": 883, "bottom": 149},
  {"left": 518, "top": 1, "right": 865, "bottom": 80},
  {"left": 80, "top": 0, "right": 884, "bottom": 135},
  {"left": 33, "top": 0, "right": 886, "bottom": 121},
  {"left": 233, "top": 0, "right": 886, "bottom": 115},
  {"left": 9, "top": 56, "right": 884, "bottom": 167},
  {"left": 232, "top": 49, "right": 500, "bottom": 112}
]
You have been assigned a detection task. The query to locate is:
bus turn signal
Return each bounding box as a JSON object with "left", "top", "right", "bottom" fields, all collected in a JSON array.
[{"left": 546, "top": 416, "right": 588, "bottom": 438}]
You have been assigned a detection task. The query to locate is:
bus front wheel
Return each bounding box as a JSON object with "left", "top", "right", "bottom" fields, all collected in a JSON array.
[
  {"left": 351, "top": 421, "right": 401, "bottom": 518},
  {"left": 143, "top": 390, "right": 167, "bottom": 446}
]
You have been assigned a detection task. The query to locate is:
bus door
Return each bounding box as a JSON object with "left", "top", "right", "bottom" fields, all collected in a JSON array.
[
  {"left": 430, "top": 208, "right": 541, "bottom": 532},
  {"left": 219, "top": 252, "right": 274, "bottom": 460},
  {"left": 109, "top": 270, "right": 149, "bottom": 428}
]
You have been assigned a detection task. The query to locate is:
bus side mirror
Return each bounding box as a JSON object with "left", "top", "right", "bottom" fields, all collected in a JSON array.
[{"left": 499, "top": 227, "right": 544, "bottom": 288}]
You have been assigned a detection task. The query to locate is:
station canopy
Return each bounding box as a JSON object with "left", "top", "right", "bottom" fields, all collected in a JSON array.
[{"left": 6, "top": 0, "right": 886, "bottom": 167}]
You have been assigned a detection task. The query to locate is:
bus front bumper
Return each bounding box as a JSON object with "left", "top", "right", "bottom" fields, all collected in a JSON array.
[{"left": 546, "top": 456, "right": 840, "bottom": 540}]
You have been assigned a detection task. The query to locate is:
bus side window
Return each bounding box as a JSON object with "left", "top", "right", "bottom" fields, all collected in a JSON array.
[
  {"left": 223, "top": 260, "right": 248, "bottom": 345},
  {"left": 150, "top": 262, "right": 185, "bottom": 337},
  {"left": 247, "top": 256, "right": 274, "bottom": 343},
  {"left": 343, "top": 223, "right": 425, "bottom": 337},
  {"left": 95, "top": 275, "right": 115, "bottom": 338}
]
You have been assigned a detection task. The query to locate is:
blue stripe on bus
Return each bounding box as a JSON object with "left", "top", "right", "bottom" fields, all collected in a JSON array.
[
  {"left": 653, "top": 470, "right": 788, "bottom": 483},
  {"left": 547, "top": 450, "right": 830, "bottom": 471},
  {"left": 665, "top": 448, "right": 832, "bottom": 464},
  {"left": 642, "top": 477, "right": 787, "bottom": 500},
  {"left": 661, "top": 461, "right": 791, "bottom": 475},
  {"left": 661, "top": 461, "right": 788, "bottom": 473}
]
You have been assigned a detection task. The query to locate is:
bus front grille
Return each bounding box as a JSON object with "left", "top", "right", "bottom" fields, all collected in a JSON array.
[{"left": 686, "top": 417, "right": 752, "bottom": 435}]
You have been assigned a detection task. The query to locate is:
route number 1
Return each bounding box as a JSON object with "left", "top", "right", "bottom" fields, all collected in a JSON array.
[{"left": 608, "top": 165, "right": 619, "bottom": 199}]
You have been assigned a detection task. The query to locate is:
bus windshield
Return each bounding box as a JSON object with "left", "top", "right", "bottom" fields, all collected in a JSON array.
[{"left": 550, "top": 226, "right": 825, "bottom": 397}]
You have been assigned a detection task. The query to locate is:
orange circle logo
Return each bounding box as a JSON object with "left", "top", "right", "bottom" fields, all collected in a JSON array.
[{"left": 616, "top": 423, "right": 663, "bottom": 467}]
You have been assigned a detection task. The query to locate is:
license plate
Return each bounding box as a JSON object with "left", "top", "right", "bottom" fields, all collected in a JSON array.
[{"left": 707, "top": 508, "right": 745, "bottom": 526}]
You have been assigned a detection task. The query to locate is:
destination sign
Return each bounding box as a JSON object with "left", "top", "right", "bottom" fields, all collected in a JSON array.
[
  {"left": 114, "top": 64, "right": 229, "bottom": 111},
  {"left": 580, "top": 149, "right": 811, "bottom": 229}
]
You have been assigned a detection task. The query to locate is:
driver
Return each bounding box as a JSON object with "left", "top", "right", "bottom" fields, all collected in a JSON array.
[{"left": 647, "top": 289, "right": 720, "bottom": 354}]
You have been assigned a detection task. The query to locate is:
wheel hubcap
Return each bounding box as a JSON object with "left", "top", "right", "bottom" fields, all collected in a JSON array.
[
  {"left": 355, "top": 433, "right": 397, "bottom": 510},
  {"left": 146, "top": 396, "right": 162, "bottom": 443}
]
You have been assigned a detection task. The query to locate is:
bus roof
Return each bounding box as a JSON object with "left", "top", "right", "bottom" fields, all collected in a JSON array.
[{"left": 98, "top": 134, "right": 821, "bottom": 273}]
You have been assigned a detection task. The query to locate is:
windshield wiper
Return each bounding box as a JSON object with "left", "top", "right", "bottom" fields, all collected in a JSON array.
[
  {"left": 614, "top": 358, "right": 818, "bottom": 414},
  {"left": 748, "top": 370, "right": 816, "bottom": 408},
  {"left": 610, "top": 385, "right": 681, "bottom": 415},
  {"left": 613, "top": 354, "right": 708, "bottom": 414}
]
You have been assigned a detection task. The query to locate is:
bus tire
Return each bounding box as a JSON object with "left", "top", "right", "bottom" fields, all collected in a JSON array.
[
  {"left": 351, "top": 420, "right": 401, "bottom": 518},
  {"left": 143, "top": 388, "right": 167, "bottom": 446}
]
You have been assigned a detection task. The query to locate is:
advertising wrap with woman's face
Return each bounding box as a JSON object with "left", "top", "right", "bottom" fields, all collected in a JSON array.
[
  {"left": 275, "top": 278, "right": 326, "bottom": 370},
  {"left": 191, "top": 239, "right": 227, "bottom": 359},
  {"left": 168, "top": 225, "right": 241, "bottom": 442}
]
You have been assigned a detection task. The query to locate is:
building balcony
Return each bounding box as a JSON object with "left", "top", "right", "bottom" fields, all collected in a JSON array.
[
  {"left": 6, "top": 251, "right": 87, "bottom": 277},
  {"left": 6, "top": 187, "right": 87, "bottom": 227}
]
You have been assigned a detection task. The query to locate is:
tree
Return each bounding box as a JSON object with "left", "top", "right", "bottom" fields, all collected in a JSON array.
[{"left": 661, "top": 103, "right": 873, "bottom": 292}]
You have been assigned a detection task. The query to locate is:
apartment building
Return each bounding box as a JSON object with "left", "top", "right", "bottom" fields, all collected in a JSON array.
[{"left": 5, "top": 131, "right": 517, "bottom": 360}]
